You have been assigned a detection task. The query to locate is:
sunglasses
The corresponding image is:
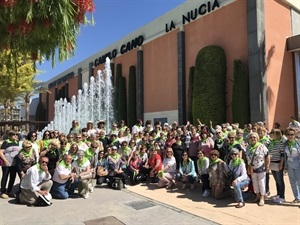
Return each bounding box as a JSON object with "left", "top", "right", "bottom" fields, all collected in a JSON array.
[
  {"left": 25, "top": 146, "right": 32, "bottom": 148},
  {"left": 287, "top": 133, "right": 295, "bottom": 136},
  {"left": 211, "top": 154, "right": 217, "bottom": 156},
  {"left": 41, "top": 161, "right": 48, "bottom": 164},
  {"left": 182, "top": 154, "right": 188, "bottom": 156},
  {"left": 10, "top": 133, "right": 17, "bottom": 136},
  {"left": 231, "top": 153, "right": 238, "bottom": 156}
]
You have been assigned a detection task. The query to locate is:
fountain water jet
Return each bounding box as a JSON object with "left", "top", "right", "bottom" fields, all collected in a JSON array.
[{"left": 40, "top": 58, "right": 114, "bottom": 136}]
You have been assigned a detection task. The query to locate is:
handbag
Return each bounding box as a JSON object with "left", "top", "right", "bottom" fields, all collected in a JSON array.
[{"left": 97, "top": 166, "right": 108, "bottom": 176}]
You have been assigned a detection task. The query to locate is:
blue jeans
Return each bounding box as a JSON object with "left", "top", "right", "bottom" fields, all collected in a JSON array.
[
  {"left": 233, "top": 179, "right": 250, "bottom": 203},
  {"left": 176, "top": 173, "right": 196, "bottom": 184},
  {"left": 51, "top": 180, "right": 79, "bottom": 199},
  {"left": 271, "top": 169, "right": 285, "bottom": 199},
  {"left": 287, "top": 165, "right": 300, "bottom": 200}
]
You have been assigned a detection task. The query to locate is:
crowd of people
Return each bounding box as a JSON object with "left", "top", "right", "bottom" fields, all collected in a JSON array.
[{"left": 0, "top": 117, "right": 300, "bottom": 208}]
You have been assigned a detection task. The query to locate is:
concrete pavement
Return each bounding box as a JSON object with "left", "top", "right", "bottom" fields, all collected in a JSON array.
[{"left": 0, "top": 169, "right": 299, "bottom": 225}]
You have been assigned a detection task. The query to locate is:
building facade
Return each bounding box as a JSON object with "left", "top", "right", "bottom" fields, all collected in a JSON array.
[{"left": 41, "top": 0, "right": 300, "bottom": 129}]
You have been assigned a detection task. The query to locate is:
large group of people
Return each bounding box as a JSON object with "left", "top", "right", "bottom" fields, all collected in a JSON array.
[{"left": 0, "top": 117, "right": 299, "bottom": 208}]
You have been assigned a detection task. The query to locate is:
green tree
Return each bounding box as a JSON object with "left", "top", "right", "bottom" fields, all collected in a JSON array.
[
  {"left": 192, "top": 46, "right": 227, "bottom": 125},
  {"left": 232, "top": 60, "right": 250, "bottom": 126}
]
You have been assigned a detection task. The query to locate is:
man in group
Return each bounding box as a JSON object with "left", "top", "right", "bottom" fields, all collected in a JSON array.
[
  {"left": 18, "top": 156, "right": 53, "bottom": 206},
  {"left": 50, "top": 154, "right": 78, "bottom": 199}
]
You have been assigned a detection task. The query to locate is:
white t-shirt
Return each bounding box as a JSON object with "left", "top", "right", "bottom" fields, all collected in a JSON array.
[
  {"left": 162, "top": 156, "right": 176, "bottom": 173},
  {"left": 52, "top": 164, "right": 72, "bottom": 184}
]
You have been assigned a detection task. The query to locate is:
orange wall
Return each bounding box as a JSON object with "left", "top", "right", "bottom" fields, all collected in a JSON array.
[
  {"left": 264, "top": 0, "right": 293, "bottom": 128},
  {"left": 184, "top": 0, "right": 248, "bottom": 122}
]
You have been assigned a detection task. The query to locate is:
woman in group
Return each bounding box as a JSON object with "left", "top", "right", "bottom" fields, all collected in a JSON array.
[
  {"left": 128, "top": 150, "right": 147, "bottom": 185},
  {"left": 38, "top": 130, "right": 52, "bottom": 152},
  {"left": 225, "top": 148, "right": 250, "bottom": 208},
  {"left": 178, "top": 150, "right": 197, "bottom": 189},
  {"left": 208, "top": 149, "right": 226, "bottom": 200},
  {"left": 39, "top": 139, "right": 60, "bottom": 176},
  {"left": 171, "top": 135, "right": 187, "bottom": 171},
  {"left": 245, "top": 132, "right": 270, "bottom": 206},
  {"left": 199, "top": 130, "right": 214, "bottom": 158},
  {"left": 0, "top": 130, "right": 21, "bottom": 199},
  {"left": 284, "top": 128, "right": 300, "bottom": 204},
  {"left": 148, "top": 147, "right": 162, "bottom": 183},
  {"left": 96, "top": 150, "right": 108, "bottom": 185},
  {"left": 197, "top": 149, "right": 210, "bottom": 197},
  {"left": 26, "top": 131, "right": 39, "bottom": 163},
  {"left": 68, "top": 143, "right": 79, "bottom": 161},
  {"left": 268, "top": 128, "right": 285, "bottom": 203},
  {"left": 58, "top": 140, "right": 68, "bottom": 161},
  {"left": 73, "top": 150, "right": 92, "bottom": 199},
  {"left": 16, "top": 140, "right": 37, "bottom": 179},
  {"left": 189, "top": 126, "right": 200, "bottom": 174},
  {"left": 107, "top": 146, "right": 127, "bottom": 189},
  {"left": 157, "top": 147, "right": 176, "bottom": 188}
]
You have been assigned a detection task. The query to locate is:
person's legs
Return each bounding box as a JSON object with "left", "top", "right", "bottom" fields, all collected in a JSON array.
[
  {"left": 39, "top": 180, "right": 53, "bottom": 192},
  {"left": 265, "top": 172, "right": 270, "bottom": 195},
  {"left": 233, "top": 179, "right": 250, "bottom": 203},
  {"left": 187, "top": 175, "right": 195, "bottom": 184},
  {"left": 251, "top": 173, "right": 260, "bottom": 202},
  {"left": 200, "top": 174, "right": 210, "bottom": 193},
  {"left": 288, "top": 166, "right": 300, "bottom": 200},
  {"left": 51, "top": 181, "right": 69, "bottom": 199},
  {"left": 67, "top": 179, "right": 79, "bottom": 196},
  {"left": 257, "top": 172, "right": 266, "bottom": 196},
  {"left": 1, "top": 167, "right": 10, "bottom": 194},
  {"left": 272, "top": 169, "right": 285, "bottom": 199},
  {"left": 19, "top": 188, "right": 38, "bottom": 205},
  {"left": 7, "top": 166, "right": 17, "bottom": 194}
]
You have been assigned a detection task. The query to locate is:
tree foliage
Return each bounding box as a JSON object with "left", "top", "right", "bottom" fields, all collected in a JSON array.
[
  {"left": 192, "top": 45, "right": 227, "bottom": 126},
  {"left": 232, "top": 60, "right": 250, "bottom": 126},
  {"left": 0, "top": 0, "right": 95, "bottom": 67}
]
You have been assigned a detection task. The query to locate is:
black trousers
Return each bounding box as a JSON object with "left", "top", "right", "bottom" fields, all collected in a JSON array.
[{"left": 1, "top": 166, "right": 17, "bottom": 194}]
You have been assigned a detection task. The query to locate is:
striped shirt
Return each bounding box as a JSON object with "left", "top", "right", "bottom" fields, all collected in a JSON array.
[{"left": 268, "top": 141, "right": 284, "bottom": 162}]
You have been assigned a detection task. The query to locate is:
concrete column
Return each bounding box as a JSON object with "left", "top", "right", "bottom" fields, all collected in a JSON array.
[
  {"left": 78, "top": 68, "right": 82, "bottom": 90},
  {"left": 137, "top": 49, "right": 144, "bottom": 122},
  {"left": 177, "top": 30, "right": 186, "bottom": 125},
  {"left": 247, "top": 0, "right": 268, "bottom": 124}
]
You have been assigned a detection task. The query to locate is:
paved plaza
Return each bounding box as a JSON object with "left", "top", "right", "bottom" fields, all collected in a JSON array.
[{"left": 0, "top": 174, "right": 299, "bottom": 225}]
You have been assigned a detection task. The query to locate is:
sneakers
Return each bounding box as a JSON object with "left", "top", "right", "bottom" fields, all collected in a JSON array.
[
  {"left": 273, "top": 197, "right": 285, "bottom": 203},
  {"left": 0, "top": 193, "right": 9, "bottom": 199},
  {"left": 182, "top": 183, "right": 187, "bottom": 189},
  {"left": 202, "top": 190, "right": 210, "bottom": 197},
  {"left": 291, "top": 199, "right": 300, "bottom": 204},
  {"left": 272, "top": 195, "right": 279, "bottom": 201},
  {"left": 83, "top": 192, "right": 89, "bottom": 199},
  {"left": 88, "top": 183, "right": 94, "bottom": 193}
]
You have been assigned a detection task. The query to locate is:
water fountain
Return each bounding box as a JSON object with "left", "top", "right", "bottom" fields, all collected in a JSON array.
[{"left": 40, "top": 57, "right": 115, "bottom": 136}]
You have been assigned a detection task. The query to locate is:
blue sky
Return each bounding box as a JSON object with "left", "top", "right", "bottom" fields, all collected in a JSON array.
[{"left": 36, "top": 0, "right": 186, "bottom": 82}]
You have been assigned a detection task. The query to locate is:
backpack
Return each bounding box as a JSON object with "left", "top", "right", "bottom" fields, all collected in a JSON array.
[{"left": 112, "top": 177, "right": 123, "bottom": 190}]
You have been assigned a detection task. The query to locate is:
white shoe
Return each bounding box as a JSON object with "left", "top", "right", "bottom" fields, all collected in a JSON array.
[
  {"left": 182, "top": 183, "right": 187, "bottom": 189},
  {"left": 191, "top": 184, "right": 195, "bottom": 189},
  {"left": 202, "top": 190, "right": 210, "bottom": 197},
  {"left": 83, "top": 192, "right": 89, "bottom": 199},
  {"left": 272, "top": 195, "right": 279, "bottom": 200},
  {"left": 273, "top": 197, "right": 284, "bottom": 203},
  {"left": 88, "top": 183, "right": 94, "bottom": 193}
]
